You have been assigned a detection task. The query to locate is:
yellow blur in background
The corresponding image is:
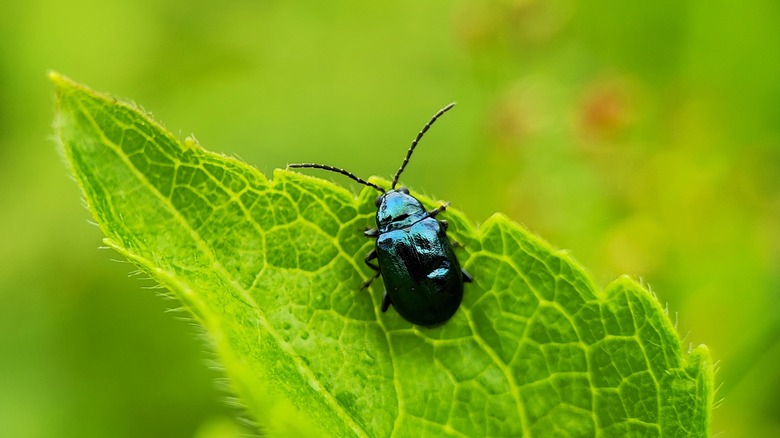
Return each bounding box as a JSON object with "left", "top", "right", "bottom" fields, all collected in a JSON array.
[{"left": 1, "top": 1, "right": 778, "bottom": 436}]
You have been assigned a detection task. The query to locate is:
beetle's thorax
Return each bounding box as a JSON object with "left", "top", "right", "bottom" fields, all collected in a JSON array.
[{"left": 375, "top": 189, "right": 428, "bottom": 233}]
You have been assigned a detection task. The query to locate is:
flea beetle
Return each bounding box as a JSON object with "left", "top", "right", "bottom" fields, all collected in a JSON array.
[{"left": 289, "top": 103, "right": 472, "bottom": 327}]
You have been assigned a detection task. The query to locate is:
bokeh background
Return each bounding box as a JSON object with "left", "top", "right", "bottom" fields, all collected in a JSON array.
[{"left": 1, "top": 0, "right": 778, "bottom": 436}]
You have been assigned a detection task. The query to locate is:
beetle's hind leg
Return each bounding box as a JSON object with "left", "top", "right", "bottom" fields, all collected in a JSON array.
[
  {"left": 381, "top": 291, "right": 392, "bottom": 312},
  {"left": 361, "top": 249, "right": 381, "bottom": 289},
  {"left": 462, "top": 269, "right": 473, "bottom": 283},
  {"left": 361, "top": 273, "right": 381, "bottom": 289},
  {"left": 361, "top": 249, "right": 392, "bottom": 311}
]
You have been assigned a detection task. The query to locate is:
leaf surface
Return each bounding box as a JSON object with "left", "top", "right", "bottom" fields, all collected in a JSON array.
[{"left": 52, "top": 73, "right": 713, "bottom": 437}]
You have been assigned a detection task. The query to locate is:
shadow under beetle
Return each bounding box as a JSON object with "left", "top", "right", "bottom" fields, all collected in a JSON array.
[{"left": 289, "top": 103, "right": 472, "bottom": 327}]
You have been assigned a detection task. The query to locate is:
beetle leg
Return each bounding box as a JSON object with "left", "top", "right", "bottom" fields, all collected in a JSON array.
[
  {"left": 364, "top": 228, "right": 379, "bottom": 238},
  {"left": 381, "top": 291, "right": 392, "bottom": 312},
  {"left": 361, "top": 249, "right": 381, "bottom": 289},
  {"left": 438, "top": 219, "right": 448, "bottom": 231},
  {"left": 462, "top": 269, "right": 473, "bottom": 283},
  {"left": 428, "top": 202, "right": 450, "bottom": 218},
  {"left": 364, "top": 249, "right": 379, "bottom": 270},
  {"left": 361, "top": 273, "right": 380, "bottom": 289}
]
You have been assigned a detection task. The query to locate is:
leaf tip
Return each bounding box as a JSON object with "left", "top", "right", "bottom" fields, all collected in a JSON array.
[
  {"left": 48, "top": 70, "right": 74, "bottom": 90},
  {"left": 47, "top": 70, "right": 62, "bottom": 83},
  {"left": 49, "top": 71, "right": 86, "bottom": 109}
]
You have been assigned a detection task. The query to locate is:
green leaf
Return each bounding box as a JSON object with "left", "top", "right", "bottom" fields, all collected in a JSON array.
[{"left": 52, "top": 72, "right": 713, "bottom": 437}]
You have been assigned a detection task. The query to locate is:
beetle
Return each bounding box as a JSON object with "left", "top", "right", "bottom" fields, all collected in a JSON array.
[{"left": 289, "top": 103, "right": 472, "bottom": 327}]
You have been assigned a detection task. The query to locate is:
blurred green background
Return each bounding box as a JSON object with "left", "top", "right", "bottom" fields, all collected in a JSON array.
[{"left": 1, "top": 0, "right": 778, "bottom": 436}]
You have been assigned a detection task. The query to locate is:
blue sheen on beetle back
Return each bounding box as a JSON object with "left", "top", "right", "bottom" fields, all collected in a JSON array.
[{"left": 376, "top": 190, "right": 428, "bottom": 232}]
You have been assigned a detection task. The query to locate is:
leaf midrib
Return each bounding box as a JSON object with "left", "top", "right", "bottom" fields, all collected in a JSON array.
[{"left": 283, "top": 179, "right": 412, "bottom": 437}]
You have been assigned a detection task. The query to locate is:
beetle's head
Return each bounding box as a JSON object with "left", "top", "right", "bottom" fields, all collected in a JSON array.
[{"left": 375, "top": 188, "right": 427, "bottom": 231}]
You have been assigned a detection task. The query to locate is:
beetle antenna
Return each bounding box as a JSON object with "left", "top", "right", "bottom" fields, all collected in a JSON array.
[
  {"left": 288, "top": 163, "right": 386, "bottom": 193},
  {"left": 391, "top": 102, "right": 456, "bottom": 189}
]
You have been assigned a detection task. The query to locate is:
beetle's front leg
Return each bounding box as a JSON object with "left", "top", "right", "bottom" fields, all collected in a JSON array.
[
  {"left": 361, "top": 249, "right": 381, "bottom": 289},
  {"left": 428, "top": 202, "right": 450, "bottom": 218},
  {"left": 364, "top": 228, "right": 379, "bottom": 238}
]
